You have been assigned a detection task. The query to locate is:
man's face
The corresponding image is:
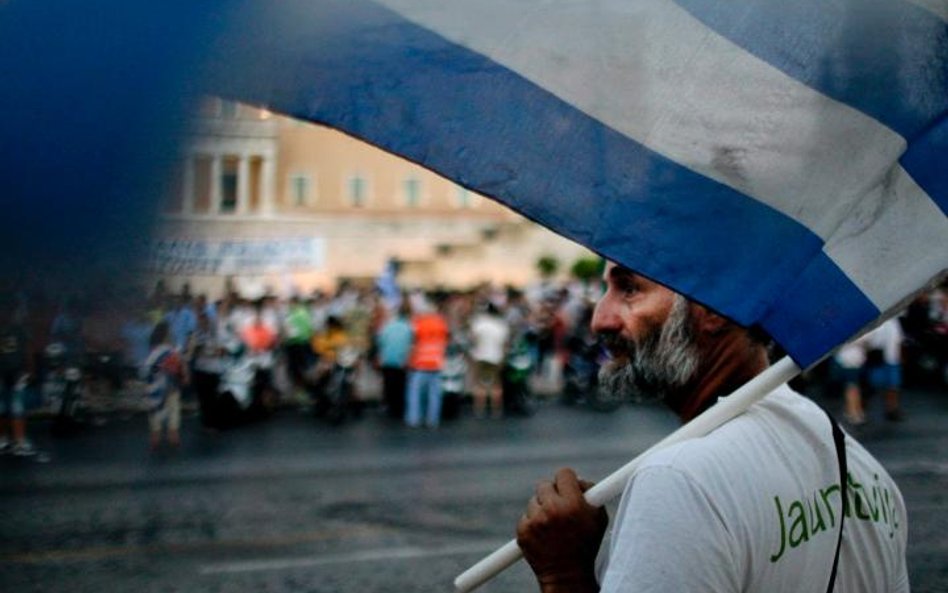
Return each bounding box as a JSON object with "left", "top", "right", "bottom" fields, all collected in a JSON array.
[{"left": 591, "top": 263, "right": 700, "bottom": 402}]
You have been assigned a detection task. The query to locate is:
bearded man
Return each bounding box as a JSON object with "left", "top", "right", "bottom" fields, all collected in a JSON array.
[{"left": 516, "top": 263, "right": 909, "bottom": 593}]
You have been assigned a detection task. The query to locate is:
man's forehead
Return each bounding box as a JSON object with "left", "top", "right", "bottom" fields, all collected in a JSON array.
[{"left": 602, "top": 262, "right": 671, "bottom": 292}]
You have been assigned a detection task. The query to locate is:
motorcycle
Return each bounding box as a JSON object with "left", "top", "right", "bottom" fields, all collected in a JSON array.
[
  {"left": 42, "top": 342, "right": 87, "bottom": 435},
  {"left": 312, "top": 346, "right": 360, "bottom": 426},
  {"left": 194, "top": 347, "right": 278, "bottom": 428}
]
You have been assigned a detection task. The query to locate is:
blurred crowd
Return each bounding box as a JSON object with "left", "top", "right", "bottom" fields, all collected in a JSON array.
[{"left": 2, "top": 276, "right": 946, "bottom": 454}]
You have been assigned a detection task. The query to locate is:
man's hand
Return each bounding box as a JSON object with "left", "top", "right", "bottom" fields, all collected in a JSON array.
[{"left": 517, "top": 468, "right": 608, "bottom": 593}]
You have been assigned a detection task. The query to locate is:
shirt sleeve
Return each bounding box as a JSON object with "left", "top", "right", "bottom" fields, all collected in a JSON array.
[{"left": 600, "top": 465, "right": 742, "bottom": 593}]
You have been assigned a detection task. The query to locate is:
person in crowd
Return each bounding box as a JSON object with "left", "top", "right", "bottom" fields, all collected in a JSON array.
[
  {"left": 165, "top": 294, "right": 198, "bottom": 352},
  {"left": 0, "top": 297, "right": 35, "bottom": 456},
  {"left": 835, "top": 317, "right": 905, "bottom": 426},
  {"left": 282, "top": 295, "right": 314, "bottom": 394},
  {"left": 834, "top": 333, "right": 871, "bottom": 426},
  {"left": 515, "top": 263, "right": 908, "bottom": 593},
  {"left": 866, "top": 318, "right": 906, "bottom": 422},
  {"left": 375, "top": 301, "right": 414, "bottom": 420},
  {"left": 240, "top": 301, "right": 278, "bottom": 354},
  {"left": 143, "top": 321, "right": 187, "bottom": 451},
  {"left": 121, "top": 305, "right": 155, "bottom": 382},
  {"left": 405, "top": 295, "right": 449, "bottom": 428},
  {"left": 469, "top": 301, "right": 510, "bottom": 418},
  {"left": 309, "top": 291, "right": 330, "bottom": 336},
  {"left": 311, "top": 315, "right": 351, "bottom": 365},
  {"left": 195, "top": 293, "right": 217, "bottom": 326},
  {"left": 50, "top": 297, "right": 84, "bottom": 364}
]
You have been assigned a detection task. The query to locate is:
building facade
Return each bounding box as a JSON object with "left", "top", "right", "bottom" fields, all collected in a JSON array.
[{"left": 154, "top": 98, "right": 591, "bottom": 297}]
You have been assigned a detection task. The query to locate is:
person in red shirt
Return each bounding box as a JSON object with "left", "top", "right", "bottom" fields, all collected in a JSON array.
[
  {"left": 240, "top": 303, "right": 277, "bottom": 353},
  {"left": 405, "top": 295, "right": 449, "bottom": 428}
]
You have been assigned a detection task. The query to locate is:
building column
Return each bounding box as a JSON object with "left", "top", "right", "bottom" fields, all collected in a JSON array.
[
  {"left": 181, "top": 155, "right": 195, "bottom": 215},
  {"left": 236, "top": 153, "right": 250, "bottom": 214},
  {"left": 259, "top": 154, "right": 275, "bottom": 216},
  {"left": 210, "top": 154, "right": 223, "bottom": 214}
]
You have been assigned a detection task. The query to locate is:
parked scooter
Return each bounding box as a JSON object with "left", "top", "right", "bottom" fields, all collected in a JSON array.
[
  {"left": 42, "top": 342, "right": 87, "bottom": 435},
  {"left": 193, "top": 345, "right": 278, "bottom": 429}
]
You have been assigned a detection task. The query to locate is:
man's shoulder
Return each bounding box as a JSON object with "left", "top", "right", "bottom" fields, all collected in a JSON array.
[{"left": 635, "top": 386, "right": 827, "bottom": 481}]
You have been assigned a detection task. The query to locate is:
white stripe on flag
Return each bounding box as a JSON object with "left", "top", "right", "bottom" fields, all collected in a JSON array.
[
  {"left": 378, "top": 0, "right": 946, "bottom": 311},
  {"left": 825, "top": 165, "right": 948, "bottom": 310}
]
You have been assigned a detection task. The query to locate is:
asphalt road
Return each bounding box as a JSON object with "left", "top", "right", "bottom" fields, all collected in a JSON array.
[{"left": 2, "top": 386, "right": 946, "bottom": 593}]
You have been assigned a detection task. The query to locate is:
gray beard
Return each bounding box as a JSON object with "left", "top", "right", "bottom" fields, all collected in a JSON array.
[{"left": 597, "top": 295, "right": 700, "bottom": 403}]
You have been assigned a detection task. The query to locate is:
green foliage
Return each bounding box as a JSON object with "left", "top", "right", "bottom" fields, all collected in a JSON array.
[
  {"left": 535, "top": 254, "right": 560, "bottom": 278},
  {"left": 570, "top": 256, "right": 603, "bottom": 283}
]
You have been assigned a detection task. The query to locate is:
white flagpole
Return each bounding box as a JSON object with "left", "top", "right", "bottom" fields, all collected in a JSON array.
[{"left": 454, "top": 356, "right": 802, "bottom": 593}]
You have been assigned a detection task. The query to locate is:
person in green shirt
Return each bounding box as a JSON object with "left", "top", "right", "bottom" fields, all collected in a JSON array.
[{"left": 282, "top": 296, "right": 313, "bottom": 394}]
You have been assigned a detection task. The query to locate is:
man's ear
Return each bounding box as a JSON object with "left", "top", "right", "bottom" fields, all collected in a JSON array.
[{"left": 689, "top": 303, "right": 729, "bottom": 335}]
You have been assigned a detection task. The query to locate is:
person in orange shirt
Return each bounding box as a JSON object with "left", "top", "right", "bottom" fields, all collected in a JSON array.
[
  {"left": 405, "top": 296, "right": 449, "bottom": 428},
  {"left": 240, "top": 303, "right": 277, "bottom": 353}
]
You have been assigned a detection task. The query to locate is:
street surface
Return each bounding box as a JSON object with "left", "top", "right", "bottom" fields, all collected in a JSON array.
[{"left": 2, "top": 387, "right": 946, "bottom": 593}]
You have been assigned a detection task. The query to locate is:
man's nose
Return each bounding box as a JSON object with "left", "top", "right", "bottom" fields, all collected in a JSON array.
[{"left": 591, "top": 296, "right": 622, "bottom": 335}]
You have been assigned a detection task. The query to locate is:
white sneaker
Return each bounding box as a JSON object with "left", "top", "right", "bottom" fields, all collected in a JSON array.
[{"left": 13, "top": 440, "right": 37, "bottom": 457}]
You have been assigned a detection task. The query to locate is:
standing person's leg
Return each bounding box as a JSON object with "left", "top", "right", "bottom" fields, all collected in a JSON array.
[
  {"left": 489, "top": 368, "right": 504, "bottom": 419},
  {"left": 391, "top": 367, "right": 407, "bottom": 419},
  {"left": 166, "top": 389, "right": 182, "bottom": 446},
  {"left": 882, "top": 364, "right": 903, "bottom": 421},
  {"left": 381, "top": 367, "right": 399, "bottom": 419},
  {"left": 472, "top": 361, "right": 487, "bottom": 418},
  {"left": 404, "top": 370, "right": 423, "bottom": 427},
  {"left": 425, "top": 371, "right": 443, "bottom": 428},
  {"left": 842, "top": 366, "right": 865, "bottom": 425},
  {"left": 8, "top": 376, "right": 32, "bottom": 453},
  {"left": 148, "top": 407, "right": 164, "bottom": 451}
]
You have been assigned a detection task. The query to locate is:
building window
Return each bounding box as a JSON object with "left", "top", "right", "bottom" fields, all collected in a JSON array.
[
  {"left": 403, "top": 176, "right": 422, "bottom": 208},
  {"left": 220, "top": 158, "right": 238, "bottom": 212},
  {"left": 289, "top": 173, "right": 312, "bottom": 206},
  {"left": 348, "top": 174, "right": 368, "bottom": 208},
  {"left": 456, "top": 186, "right": 480, "bottom": 209}
]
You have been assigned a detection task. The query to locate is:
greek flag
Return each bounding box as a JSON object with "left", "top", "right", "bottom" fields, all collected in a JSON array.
[{"left": 2, "top": 0, "right": 946, "bottom": 367}]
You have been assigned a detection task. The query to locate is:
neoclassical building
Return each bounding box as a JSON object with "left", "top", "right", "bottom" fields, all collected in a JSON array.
[{"left": 154, "top": 98, "right": 591, "bottom": 297}]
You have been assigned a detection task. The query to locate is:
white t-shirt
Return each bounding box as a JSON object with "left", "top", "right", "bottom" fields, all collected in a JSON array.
[
  {"left": 867, "top": 319, "right": 904, "bottom": 365},
  {"left": 597, "top": 385, "right": 908, "bottom": 593},
  {"left": 469, "top": 314, "right": 510, "bottom": 365}
]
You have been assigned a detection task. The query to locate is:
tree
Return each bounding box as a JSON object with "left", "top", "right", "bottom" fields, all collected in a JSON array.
[
  {"left": 535, "top": 255, "right": 560, "bottom": 279},
  {"left": 570, "top": 256, "right": 603, "bottom": 285}
]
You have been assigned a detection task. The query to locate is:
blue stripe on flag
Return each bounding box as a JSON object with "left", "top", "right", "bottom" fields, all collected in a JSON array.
[
  {"left": 761, "top": 255, "right": 881, "bottom": 367},
  {"left": 901, "top": 117, "right": 948, "bottom": 216},
  {"left": 209, "top": 0, "right": 881, "bottom": 366}
]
